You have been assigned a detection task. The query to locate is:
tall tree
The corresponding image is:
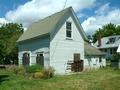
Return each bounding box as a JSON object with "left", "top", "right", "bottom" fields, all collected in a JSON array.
[
  {"left": 0, "top": 23, "right": 23, "bottom": 64},
  {"left": 92, "top": 23, "right": 120, "bottom": 43}
]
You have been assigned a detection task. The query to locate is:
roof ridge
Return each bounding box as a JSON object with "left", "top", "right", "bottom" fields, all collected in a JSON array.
[
  {"left": 18, "top": 7, "right": 72, "bottom": 42},
  {"left": 18, "top": 6, "right": 88, "bottom": 42},
  {"left": 31, "top": 7, "right": 72, "bottom": 25},
  {"left": 103, "top": 35, "right": 120, "bottom": 38}
]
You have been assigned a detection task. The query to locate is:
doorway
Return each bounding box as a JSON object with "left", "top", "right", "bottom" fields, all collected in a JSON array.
[
  {"left": 36, "top": 53, "right": 44, "bottom": 66},
  {"left": 71, "top": 53, "right": 83, "bottom": 72},
  {"left": 22, "top": 52, "right": 30, "bottom": 66}
]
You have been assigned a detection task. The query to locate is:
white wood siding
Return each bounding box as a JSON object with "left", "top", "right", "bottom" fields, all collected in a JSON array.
[
  {"left": 18, "top": 36, "right": 50, "bottom": 67},
  {"left": 50, "top": 15, "right": 84, "bottom": 74},
  {"left": 85, "top": 57, "right": 106, "bottom": 70}
]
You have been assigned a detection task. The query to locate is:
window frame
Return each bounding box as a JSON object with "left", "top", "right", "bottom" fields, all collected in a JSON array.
[
  {"left": 66, "top": 21, "right": 72, "bottom": 39},
  {"left": 36, "top": 52, "right": 44, "bottom": 57}
]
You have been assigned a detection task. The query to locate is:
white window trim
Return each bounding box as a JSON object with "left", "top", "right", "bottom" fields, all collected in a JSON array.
[
  {"left": 66, "top": 21, "right": 72, "bottom": 39},
  {"left": 21, "top": 51, "right": 32, "bottom": 65}
]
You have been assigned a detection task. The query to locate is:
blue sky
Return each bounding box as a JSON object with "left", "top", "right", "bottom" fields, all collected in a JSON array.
[
  {"left": 0, "top": 0, "right": 30, "bottom": 17},
  {"left": 0, "top": 0, "right": 120, "bottom": 35}
]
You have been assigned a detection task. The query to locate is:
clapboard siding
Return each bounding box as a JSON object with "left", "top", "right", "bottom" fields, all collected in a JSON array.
[
  {"left": 84, "top": 57, "right": 106, "bottom": 69},
  {"left": 50, "top": 15, "right": 84, "bottom": 74},
  {"left": 18, "top": 35, "right": 50, "bottom": 67}
]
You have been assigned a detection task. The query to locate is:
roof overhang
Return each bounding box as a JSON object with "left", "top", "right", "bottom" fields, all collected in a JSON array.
[{"left": 17, "top": 33, "right": 50, "bottom": 43}]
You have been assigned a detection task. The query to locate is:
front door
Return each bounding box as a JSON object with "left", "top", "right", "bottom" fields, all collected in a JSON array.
[{"left": 71, "top": 53, "right": 83, "bottom": 72}]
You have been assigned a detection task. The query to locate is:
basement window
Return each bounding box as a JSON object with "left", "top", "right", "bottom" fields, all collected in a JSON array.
[{"left": 66, "top": 22, "right": 72, "bottom": 38}]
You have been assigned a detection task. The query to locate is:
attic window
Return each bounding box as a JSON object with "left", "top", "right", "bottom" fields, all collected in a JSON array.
[
  {"left": 66, "top": 22, "right": 72, "bottom": 38},
  {"left": 106, "top": 37, "right": 116, "bottom": 44},
  {"left": 109, "top": 37, "right": 116, "bottom": 43}
]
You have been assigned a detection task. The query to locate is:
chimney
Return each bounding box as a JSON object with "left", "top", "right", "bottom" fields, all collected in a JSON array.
[{"left": 98, "top": 34, "right": 101, "bottom": 47}]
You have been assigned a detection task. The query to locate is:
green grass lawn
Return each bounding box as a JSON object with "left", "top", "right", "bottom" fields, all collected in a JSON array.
[{"left": 0, "top": 67, "right": 120, "bottom": 90}]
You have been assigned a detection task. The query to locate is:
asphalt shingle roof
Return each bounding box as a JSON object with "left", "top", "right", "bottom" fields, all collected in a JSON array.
[
  {"left": 94, "top": 35, "right": 120, "bottom": 48},
  {"left": 18, "top": 7, "right": 88, "bottom": 42},
  {"left": 85, "top": 42, "right": 105, "bottom": 56},
  {"left": 17, "top": 8, "right": 67, "bottom": 42}
]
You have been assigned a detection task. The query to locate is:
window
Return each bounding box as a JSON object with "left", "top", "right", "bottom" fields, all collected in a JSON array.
[
  {"left": 109, "top": 37, "right": 116, "bottom": 43},
  {"left": 36, "top": 53, "right": 44, "bottom": 66},
  {"left": 99, "top": 57, "right": 102, "bottom": 63},
  {"left": 22, "top": 52, "right": 30, "bottom": 66},
  {"left": 66, "top": 22, "right": 72, "bottom": 38},
  {"left": 107, "top": 37, "right": 116, "bottom": 44},
  {"left": 110, "top": 48, "right": 113, "bottom": 54},
  {"left": 37, "top": 53, "right": 43, "bottom": 57},
  {"left": 104, "top": 49, "right": 107, "bottom": 52}
]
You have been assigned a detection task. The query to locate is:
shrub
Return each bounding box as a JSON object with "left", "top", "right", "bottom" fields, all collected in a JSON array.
[
  {"left": 110, "top": 53, "right": 120, "bottom": 69},
  {"left": 43, "top": 66, "right": 55, "bottom": 78},
  {"left": 7, "top": 65, "right": 25, "bottom": 75},
  {"left": 26, "top": 64, "right": 43, "bottom": 73},
  {"left": 111, "top": 53, "right": 120, "bottom": 61},
  {"left": 33, "top": 72, "right": 44, "bottom": 79}
]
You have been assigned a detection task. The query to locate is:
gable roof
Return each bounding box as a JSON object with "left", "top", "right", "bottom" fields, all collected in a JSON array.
[
  {"left": 85, "top": 42, "right": 105, "bottom": 56},
  {"left": 17, "top": 7, "right": 88, "bottom": 42},
  {"left": 94, "top": 35, "right": 120, "bottom": 49}
]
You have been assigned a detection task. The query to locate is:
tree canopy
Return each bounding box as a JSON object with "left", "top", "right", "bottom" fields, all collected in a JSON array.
[
  {"left": 92, "top": 23, "right": 120, "bottom": 43},
  {"left": 0, "top": 23, "right": 23, "bottom": 64}
]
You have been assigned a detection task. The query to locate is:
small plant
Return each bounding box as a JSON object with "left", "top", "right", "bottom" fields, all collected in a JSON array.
[
  {"left": 43, "top": 66, "right": 55, "bottom": 78},
  {"left": 7, "top": 65, "right": 25, "bottom": 75},
  {"left": 26, "top": 64, "right": 43, "bottom": 73}
]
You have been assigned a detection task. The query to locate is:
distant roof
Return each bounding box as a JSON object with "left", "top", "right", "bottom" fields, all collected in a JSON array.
[
  {"left": 17, "top": 7, "right": 88, "bottom": 42},
  {"left": 94, "top": 35, "right": 120, "bottom": 49},
  {"left": 85, "top": 42, "right": 105, "bottom": 56}
]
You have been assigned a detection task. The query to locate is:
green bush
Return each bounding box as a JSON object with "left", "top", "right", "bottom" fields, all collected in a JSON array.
[
  {"left": 26, "top": 64, "right": 43, "bottom": 73},
  {"left": 111, "top": 53, "right": 120, "bottom": 61},
  {"left": 110, "top": 53, "right": 120, "bottom": 69}
]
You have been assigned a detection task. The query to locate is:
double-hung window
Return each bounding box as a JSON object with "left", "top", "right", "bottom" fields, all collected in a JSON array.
[{"left": 66, "top": 22, "right": 72, "bottom": 38}]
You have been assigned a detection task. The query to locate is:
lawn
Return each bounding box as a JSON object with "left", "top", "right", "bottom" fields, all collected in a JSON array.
[{"left": 0, "top": 67, "right": 120, "bottom": 90}]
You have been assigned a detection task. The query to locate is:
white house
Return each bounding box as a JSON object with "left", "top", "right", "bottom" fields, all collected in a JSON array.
[
  {"left": 17, "top": 7, "right": 106, "bottom": 75},
  {"left": 94, "top": 35, "right": 120, "bottom": 59},
  {"left": 117, "top": 45, "right": 120, "bottom": 53}
]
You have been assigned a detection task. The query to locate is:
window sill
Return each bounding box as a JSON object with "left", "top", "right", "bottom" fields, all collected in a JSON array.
[{"left": 66, "top": 37, "right": 73, "bottom": 40}]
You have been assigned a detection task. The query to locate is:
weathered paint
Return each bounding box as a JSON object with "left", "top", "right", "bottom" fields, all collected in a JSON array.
[{"left": 84, "top": 57, "right": 106, "bottom": 70}]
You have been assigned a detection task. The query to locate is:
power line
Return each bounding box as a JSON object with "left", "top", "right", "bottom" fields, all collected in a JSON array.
[{"left": 63, "top": 0, "right": 67, "bottom": 9}]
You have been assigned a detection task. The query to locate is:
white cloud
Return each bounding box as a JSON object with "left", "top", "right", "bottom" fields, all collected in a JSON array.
[
  {"left": 82, "top": 4, "right": 120, "bottom": 35},
  {"left": 5, "top": 0, "right": 96, "bottom": 27},
  {"left": 82, "top": 17, "right": 101, "bottom": 35},
  {"left": 0, "top": 18, "right": 9, "bottom": 27},
  {"left": 95, "top": 3, "right": 110, "bottom": 15}
]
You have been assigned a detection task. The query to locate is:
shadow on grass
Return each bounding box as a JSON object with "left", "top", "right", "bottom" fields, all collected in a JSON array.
[{"left": 0, "top": 75, "right": 9, "bottom": 85}]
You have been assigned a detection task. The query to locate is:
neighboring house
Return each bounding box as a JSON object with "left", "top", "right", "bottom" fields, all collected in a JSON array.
[
  {"left": 17, "top": 7, "right": 106, "bottom": 75},
  {"left": 94, "top": 35, "right": 120, "bottom": 59},
  {"left": 117, "top": 45, "right": 120, "bottom": 53},
  {"left": 116, "top": 45, "right": 120, "bottom": 69}
]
